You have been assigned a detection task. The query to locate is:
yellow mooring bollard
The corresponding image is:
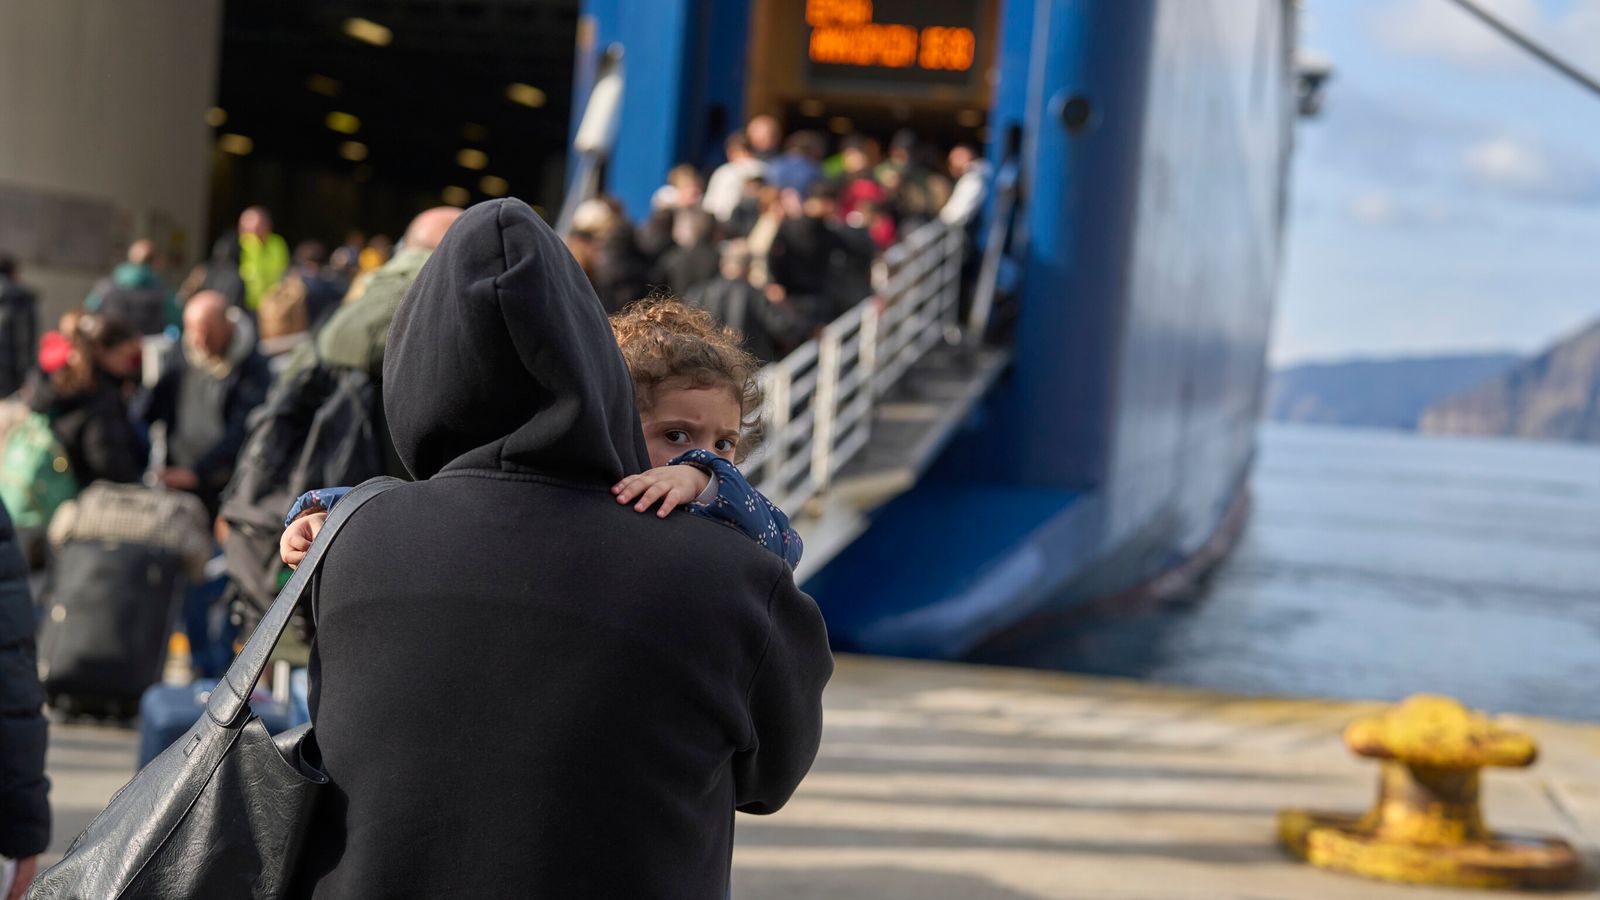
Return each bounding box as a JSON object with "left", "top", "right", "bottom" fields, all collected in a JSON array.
[{"left": 1278, "top": 694, "right": 1583, "bottom": 890}]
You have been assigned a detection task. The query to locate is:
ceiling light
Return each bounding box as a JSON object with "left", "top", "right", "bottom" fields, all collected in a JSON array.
[
  {"left": 325, "top": 111, "right": 361, "bottom": 135},
  {"left": 506, "top": 83, "right": 546, "bottom": 108},
  {"left": 343, "top": 17, "right": 392, "bottom": 47},
  {"left": 204, "top": 107, "right": 227, "bottom": 128},
  {"left": 442, "top": 185, "right": 471, "bottom": 206},
  {"left": 456, "top": 148, "right": 489, "bottom": 170},
  {"left": 339, "top": 141, "right": 368, "bottom": 162},
  {"left": 218, "top": 134, "right": 254, "bottom": 156},
  {"left": 306, "top": 74, "right": 343, "bottom": 97},
  {"left": 479, "top": 175, "right": 509, "bottom": 197}
]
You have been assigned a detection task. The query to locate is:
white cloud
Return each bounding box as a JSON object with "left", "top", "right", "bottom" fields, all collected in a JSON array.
[
  {"left": 1462, "top": 136, "right": 1554, "bottom": 191},
  {"left": 1349, "top": 191, "right": 1397, "bottom": 223},
  {"left": 1460, "top": 135, "right": 1600, "bottom": 203},
  {"left": 1373, "top": 0, "right": 1600, "bottom": 73},
  {"left": 1339, "top": 190, "right": 1467, "bottom": 227}
]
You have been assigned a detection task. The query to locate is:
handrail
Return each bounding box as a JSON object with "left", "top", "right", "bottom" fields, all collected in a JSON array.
[
  {"left": 746, "top": 212, "right": 974, "bottom": 513},
  {"left": 967, "top": 158, "right": 1019, "bottom": 341}
]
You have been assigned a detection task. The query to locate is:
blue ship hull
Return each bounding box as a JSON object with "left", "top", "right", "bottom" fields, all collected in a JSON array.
[
  {"left": 807, "top": 0, "right": 1295, "bottom": 658},
  {"left": 577, "top": 0, "right": 1296, "bottom": 661}
]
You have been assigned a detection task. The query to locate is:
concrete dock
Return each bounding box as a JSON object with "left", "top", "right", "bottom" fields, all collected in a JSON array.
[{"left": 45, "top": 656, "right": 1600, "bottom": 898}]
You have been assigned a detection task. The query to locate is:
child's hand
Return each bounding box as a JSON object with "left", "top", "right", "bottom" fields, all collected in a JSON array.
[
  {"left": 280, "top": 511, "right": 329, "bottom": 569},
  {"left": 612, "top": 465, "right": 712, "bottom": 518}
]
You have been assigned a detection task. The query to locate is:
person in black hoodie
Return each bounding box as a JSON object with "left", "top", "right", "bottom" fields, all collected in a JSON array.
[{"left": 292, "top": 198, "right": 832, "bottom": 899}]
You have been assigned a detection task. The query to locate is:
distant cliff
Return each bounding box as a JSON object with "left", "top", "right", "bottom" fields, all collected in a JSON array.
[
  {"left": 1419, "top": 322, "right": 1600, "bottom": 442},
  {"left": 1267, "top": 354, "right": 1520, "bottom": 430}
]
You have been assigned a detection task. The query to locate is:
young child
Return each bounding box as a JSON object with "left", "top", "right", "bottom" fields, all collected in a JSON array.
[{"left": 279, "top": 298, "right": 802, "bottom": 568}]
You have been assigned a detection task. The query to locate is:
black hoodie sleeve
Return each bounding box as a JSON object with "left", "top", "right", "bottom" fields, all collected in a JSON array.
[{"left": 734, "top": 564, "right": 833, "bottom": 815}]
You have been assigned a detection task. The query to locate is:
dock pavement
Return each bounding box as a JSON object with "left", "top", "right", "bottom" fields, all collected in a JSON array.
[{"left": 45, "top": 655, "right": 1600, "bottom": 898}]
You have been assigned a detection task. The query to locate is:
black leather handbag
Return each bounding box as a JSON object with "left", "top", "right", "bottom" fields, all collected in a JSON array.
[{"left": 29, "top": 478, "right": 401, "bottom": 899}]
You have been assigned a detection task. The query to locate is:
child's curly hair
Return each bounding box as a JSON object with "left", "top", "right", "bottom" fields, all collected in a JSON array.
[{"left": 611, "top": 296, "right": 765, "bottom": 461}]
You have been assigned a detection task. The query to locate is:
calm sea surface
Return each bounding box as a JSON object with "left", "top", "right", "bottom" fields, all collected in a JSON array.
[{"left": 1019, "top": 423, "right": 1600, "bottom": 722}]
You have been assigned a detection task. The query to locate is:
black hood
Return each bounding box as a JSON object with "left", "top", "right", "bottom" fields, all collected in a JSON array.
[{"left": 383, "top": 199, "right": 648, "bottom": 483}]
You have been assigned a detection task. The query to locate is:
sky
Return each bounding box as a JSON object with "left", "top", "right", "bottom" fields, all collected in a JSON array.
[{"left": 1272, "top": 0, "right": 1600, "bottom": 365}]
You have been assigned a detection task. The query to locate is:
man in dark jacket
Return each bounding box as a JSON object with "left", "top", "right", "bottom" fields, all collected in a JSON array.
[
  {"left": 294, "top": 199, "right": 832, "bottom": 898},
  {"left": 685, "top": 239, "right": 803, "bottom": 362},
  {"left": 146, "top": 290, "right": 271, "bottom": 516},
  {"left": 0, "top": 500, "right": 48, "bottom": 897},
  {"left": 0, "top": 255, "right": 38, "bottom": 398}
]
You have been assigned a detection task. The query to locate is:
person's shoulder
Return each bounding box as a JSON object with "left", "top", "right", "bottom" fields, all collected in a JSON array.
[{"left": 643, "top": 501, "right": 789, "bottom": 583}]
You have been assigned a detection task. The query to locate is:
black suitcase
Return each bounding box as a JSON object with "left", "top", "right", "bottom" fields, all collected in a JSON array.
[{"left": 37, "top": 540, "right": 186, "bottom": 718}]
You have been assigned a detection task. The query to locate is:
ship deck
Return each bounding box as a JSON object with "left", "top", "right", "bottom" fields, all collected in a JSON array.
[{"left": 48, "top": 656, "right": 1600, "bottom": 898}]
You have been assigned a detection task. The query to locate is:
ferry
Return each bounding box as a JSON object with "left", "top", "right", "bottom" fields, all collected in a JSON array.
[{"left": 568, "top": 0, "right": 1304, "bottom": 661}]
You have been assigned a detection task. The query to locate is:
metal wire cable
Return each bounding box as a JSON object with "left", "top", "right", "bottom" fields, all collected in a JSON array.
[{"left": 1441, "top": 0, "right": 1600, "bottom": 100}]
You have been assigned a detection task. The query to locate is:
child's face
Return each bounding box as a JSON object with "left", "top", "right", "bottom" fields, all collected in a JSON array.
[{"left": 640, "top": 383, "right": 743, "bottom": 468}]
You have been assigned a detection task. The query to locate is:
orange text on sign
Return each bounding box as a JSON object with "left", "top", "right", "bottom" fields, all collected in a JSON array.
[
  {"left": 809, "top": 24, "right": 920, "bottom": 68},
  {"left": 918, "top": 26, "right": 976, "bottom": 71},
  {"left": 809, "top": 24, "right": 977, "bottom": 73},
  {"left": 806, "top": 0, "right": 874, "bottom": 26}
]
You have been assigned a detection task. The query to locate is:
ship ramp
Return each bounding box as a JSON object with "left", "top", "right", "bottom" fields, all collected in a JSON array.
[{"left": 743, "top": 215, "right": 1014, "bottom": 581}]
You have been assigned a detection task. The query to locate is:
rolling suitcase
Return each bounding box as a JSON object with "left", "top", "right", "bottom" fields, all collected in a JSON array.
[
  {"left": 37, "top": 483, "right": 211, "bottom": 718},
  {"left": 38, "top": 540, "right": 186, "bottom": 718}
]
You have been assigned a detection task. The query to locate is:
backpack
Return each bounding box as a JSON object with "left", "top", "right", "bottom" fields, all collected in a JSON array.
[
  {"left": 99, "top": 283, "right": 172, "bottom": 336},
  {"left": 219, "top": 352, "right": 388, "bottom": 633},
  {"left": 0, "top": 411, "right": 79, "bottom": 530}
]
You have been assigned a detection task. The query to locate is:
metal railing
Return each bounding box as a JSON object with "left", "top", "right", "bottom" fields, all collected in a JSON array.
[{"left": 746, "top": 217, "right": 969, "bottom": 513}]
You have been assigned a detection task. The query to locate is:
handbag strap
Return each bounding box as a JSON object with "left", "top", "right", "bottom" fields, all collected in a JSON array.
[{"left": 206, "top": 476, "right": 402, "bottom": 726}]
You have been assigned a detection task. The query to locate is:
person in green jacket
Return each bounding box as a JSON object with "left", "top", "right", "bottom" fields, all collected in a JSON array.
[
  {"left": 274, "top": 206, "right": 463, "bottom": 475},
  {"left": 237, "top": 206, "right": 289, "bottom": 312},
  {"left": 303, "top": 206, "right": 462, "bottom": 378}
]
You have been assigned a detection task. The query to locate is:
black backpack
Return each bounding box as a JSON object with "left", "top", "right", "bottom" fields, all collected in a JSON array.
[
  {"left": 219, "top": 353, "right": 390, "bottom": 634},
  {"left": 99, "top": 283, "right": 172, "bottom": 336}
]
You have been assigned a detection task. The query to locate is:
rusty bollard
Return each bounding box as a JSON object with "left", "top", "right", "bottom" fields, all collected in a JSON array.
[{"left": 1278, "top": 695, "right": 1583, "bottom": 889}]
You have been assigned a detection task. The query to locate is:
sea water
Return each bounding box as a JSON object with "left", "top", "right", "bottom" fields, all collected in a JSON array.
[{"left": 1026, "top": 423, "right": 1600, "bottom": 722}]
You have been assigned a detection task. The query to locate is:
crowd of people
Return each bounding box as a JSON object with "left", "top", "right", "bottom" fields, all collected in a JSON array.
[
  {"left": 564, "top": 114, "right": 987, "bottom": 361},
  {"left": 0, "top": 116, "right": 986, "bottom": 896}
]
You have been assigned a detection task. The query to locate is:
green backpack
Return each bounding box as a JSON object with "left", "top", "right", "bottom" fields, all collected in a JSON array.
[{"left": 0, "top": 412, "right": 79, "bottom": 529}]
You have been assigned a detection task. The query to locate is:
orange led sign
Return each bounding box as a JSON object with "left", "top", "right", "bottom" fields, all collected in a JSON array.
[{"left": 803, "top": 0, "right": 981, "bottom": 82}]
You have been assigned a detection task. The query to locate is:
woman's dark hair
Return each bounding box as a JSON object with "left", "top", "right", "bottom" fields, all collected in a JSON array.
[{"left": 53, "top": 313, "right": 139, "bottom": 396}]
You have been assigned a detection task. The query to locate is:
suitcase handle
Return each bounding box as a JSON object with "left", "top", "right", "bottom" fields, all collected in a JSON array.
[{"left": 205, "top": 477, "right": 402, "bottom": 726}]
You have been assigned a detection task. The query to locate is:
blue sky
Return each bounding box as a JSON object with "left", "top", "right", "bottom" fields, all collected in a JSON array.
[{"left": 1272, "top": 0, "right": 1600, "bottom": 365}]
